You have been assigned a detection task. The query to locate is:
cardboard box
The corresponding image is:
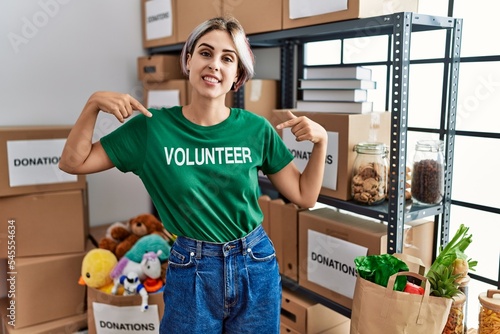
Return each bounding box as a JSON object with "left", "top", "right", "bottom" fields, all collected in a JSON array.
[
  {"left": 0, "top": 189, "right": 88, "bottom": 258},
  {"left": 280, "top": 324, "right": 301, "bottom": 334},
  {"left": 143, "top": 80, "right": 188, "bottom": 109},
  {"left": 244, "top": 80, "right": 279, "bottom": 123},
  {"left": 283, "top": 0, "right": 419, "bottom": 29},
  {"left": 222, "top": 0, "right": 282, "bottom": 35},
  {"left": 176, "top": 0, "right": 222, "bottom": 43},
  {"left": 0, "top": 300, "right": 87, "bottom": 334},
  {"left": 401, "top": 218, "right": 435, "bottom": 268},
  {"left": 4, "top": 252, "right": 86, "bottom": 329},
  {"left": 0, "top": 126, "right": 86, "bottom": 198},
  {"left": 89, "top": 223, "right": 111, "bottom": 248},
  {"left": 320, "top": 321, "right": 351, "bottom": 334},
  {"left": 269, "top": 198, "right": 286, "bottom": 273},
  {"left": 142, "top": 0, "right": 178, "bottom": 48},
  {"left": 269, "top": 199, "right": 305, "bottom": 281},
  {"left": 86, "top": 287, "right": 165, "bottom": 334},
  {"left": 298, "top": 207, "right": 434, "bottom": 309},
  {"left": 281, "top": 287, "right": 349, "bottom": 333},
  {"left": 137, "top": 55, "right": 184, "bottom": 82},
  {"left": 274, "top": 111, "right": 391, "bottom": 201}
]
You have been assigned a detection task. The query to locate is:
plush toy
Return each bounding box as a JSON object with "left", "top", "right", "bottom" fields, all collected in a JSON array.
[
  {"left": 110, "top": 234, "right": 171, "bottom": 282},
  {"left": 99, "top": 213, "right": 166, "bottom": 259},
  {"left": 141, "top": 250, "right": 164, "bottom": 293},
  {"left": 126, "top": 234, "right": 170, "bottom": 263},
  {"left": 79, "top": 248, "right": 118, "bottom": 294},
  {"left": 112, "top": 272, "right": 149, "bottom": 312},
  {"left": 97, "top": 221, "right": 130, "bottom": 256}
]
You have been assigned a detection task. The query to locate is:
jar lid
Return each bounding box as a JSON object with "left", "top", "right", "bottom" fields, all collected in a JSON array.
[
  {"left": 415, "top": 139, "right": 444, "bottom": 152},
  {"left": 478, "top": 290, "right": 500, "bottom": 311},
  {"left": 354, "top": 142, "right": 387, "bottom": 154},
  {"left": 451, "top": 292, "right": 467, "bottom": 306}
]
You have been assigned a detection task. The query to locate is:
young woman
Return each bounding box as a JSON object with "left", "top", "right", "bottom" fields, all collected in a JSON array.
[{"left": 60, "top": 16, "right": 327, "bottom": 334}]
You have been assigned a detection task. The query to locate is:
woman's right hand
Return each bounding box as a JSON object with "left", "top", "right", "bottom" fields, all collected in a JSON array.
[
  {"left": 88, "top": 91, "right": 152, "bottom": 123},
  {"left": 59, "top": 91, "right": 152, "bottom": 174}
]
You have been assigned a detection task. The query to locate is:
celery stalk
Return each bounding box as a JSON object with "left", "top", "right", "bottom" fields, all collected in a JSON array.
[
  {"left": 428, "top": 224, "right": 473, "bottom": 274},
  {"left": 426, "top": 224, "right": 476, "bottom": 298}
]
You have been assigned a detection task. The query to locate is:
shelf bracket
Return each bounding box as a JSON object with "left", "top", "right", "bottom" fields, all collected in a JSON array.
[
  {"left": 441, "top": 17, "right": 463, "bottom": 246},
  {"left": 387, "top": 12, "right": 413, "bottom": 254}
]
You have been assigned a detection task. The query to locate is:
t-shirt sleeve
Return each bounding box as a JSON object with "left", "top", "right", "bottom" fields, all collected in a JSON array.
[
  {"left": 100, "top": 114, "right": 148, "bottom": 174},
  {"left": 260, "top": 121, "right": 294, "bottom": 175}
]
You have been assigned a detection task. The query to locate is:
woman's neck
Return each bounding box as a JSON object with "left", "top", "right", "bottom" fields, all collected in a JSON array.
[{"left": 182, "top": 95, "right": 230, "bottom": 126}]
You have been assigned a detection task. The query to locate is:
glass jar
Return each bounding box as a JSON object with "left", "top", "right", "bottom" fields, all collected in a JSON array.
[
  {"left": 478, "top": 290, "right": 500, "bottom": 334},
  {"left": 351, "top": 142, "right": 388, "bottom": 205},
  {"left": 458, "top": 277, "right": 470, "bottom": 333},
  {"left": 442, "top": 293, "right": 466, "bottom": 334},
  {"left": 411, "top": 140, "right": 445, "bottom": 205}
]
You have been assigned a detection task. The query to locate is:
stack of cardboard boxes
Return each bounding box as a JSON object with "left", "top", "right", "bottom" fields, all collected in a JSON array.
[
  {"left": 141, "top": 0, "right": 419, "bottom": 49},
  {"left": 0, "top": 126, "right": 89, "bottom": 333},
  {"left": 137, "top": 54, "right": 189, "bottom": 110},
  {"left": 258, "top": 196, "right": 434, "bottom": 334}
]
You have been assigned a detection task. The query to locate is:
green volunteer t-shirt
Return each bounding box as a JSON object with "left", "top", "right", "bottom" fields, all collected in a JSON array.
[{"left": 100, "top": 106, "right": 293, "bottom": 242}]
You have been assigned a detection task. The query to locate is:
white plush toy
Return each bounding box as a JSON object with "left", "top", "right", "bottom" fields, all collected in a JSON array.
[{"left": 141, "top": 250, "right": 164, "bottom": 293}]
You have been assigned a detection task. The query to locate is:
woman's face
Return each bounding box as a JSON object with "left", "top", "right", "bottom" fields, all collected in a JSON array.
[{"left": 186, "top": 29, "right": 239, "bottom": 100}]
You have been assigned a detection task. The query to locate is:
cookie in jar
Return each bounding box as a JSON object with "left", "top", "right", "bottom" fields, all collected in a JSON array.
[{"left": 351, "top": 142, "right": 388, "bottom": 205}]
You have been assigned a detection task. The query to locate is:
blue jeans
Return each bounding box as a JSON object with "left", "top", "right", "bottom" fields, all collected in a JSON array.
[{"left": 159, "top": 224, "right": 281, "bottom": 334}]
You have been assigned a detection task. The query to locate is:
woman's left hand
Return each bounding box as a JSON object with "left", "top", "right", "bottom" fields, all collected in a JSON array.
[{"left": 276, "top": 110, "right": 327, "bottom": 145}]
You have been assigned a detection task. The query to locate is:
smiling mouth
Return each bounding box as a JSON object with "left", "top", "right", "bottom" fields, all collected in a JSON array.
[{"left": 203, "top": 76, "right": 220, "bottom": 84}]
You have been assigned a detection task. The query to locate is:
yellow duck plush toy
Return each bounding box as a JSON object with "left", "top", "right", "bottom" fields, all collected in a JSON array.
[{"left": 79, "top": 248, "right": 119, "bottom": 294}]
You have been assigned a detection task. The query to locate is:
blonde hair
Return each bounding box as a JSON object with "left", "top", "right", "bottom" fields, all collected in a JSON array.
[{"left": 180, "top": 16, "right": 255, "bottom": 91}]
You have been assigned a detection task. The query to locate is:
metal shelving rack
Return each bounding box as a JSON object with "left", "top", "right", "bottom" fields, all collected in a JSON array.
[
  {"left": 148, "top": 12, "right": 463, "bottom": 317},
  {"left": 253, "top": 12, "right": 462, "bottom": 317},
  {"left": 241, "top": 11, "right": 462, "bottom": 252},
  {"left": 249, "top": 12, "right": 462, "bottom": 248}
]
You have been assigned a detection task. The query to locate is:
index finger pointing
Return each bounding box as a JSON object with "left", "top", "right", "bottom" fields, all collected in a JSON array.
[
  {"left": 276, "top": 110, "right": 297, "bottom": 129},
  {"left": 131, "top": 99, "right": 152, "bottom": 118},
  {"left": 284, "top": 110, "right": 297, "bottom": 119}
]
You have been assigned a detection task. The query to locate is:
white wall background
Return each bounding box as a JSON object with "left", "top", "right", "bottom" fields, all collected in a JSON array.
[{"left": 0, "top": 0, "right": 152, "bottom": 226}]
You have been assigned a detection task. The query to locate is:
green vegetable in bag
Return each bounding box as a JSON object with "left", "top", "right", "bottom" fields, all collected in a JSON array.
[
  {"left": 426, "top": 223, "right": 477, "bottom": 298},
  {"left": 354, "top": 254, "right": 409, "bottom": 291}
]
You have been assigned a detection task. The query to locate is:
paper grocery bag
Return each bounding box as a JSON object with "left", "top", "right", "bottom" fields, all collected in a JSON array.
[
  {"left": 350, "top": 271, "right": 452, "bottom": 334},
  {"left": 87, "top": 287, "right": 165, "bottom": 334}
]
